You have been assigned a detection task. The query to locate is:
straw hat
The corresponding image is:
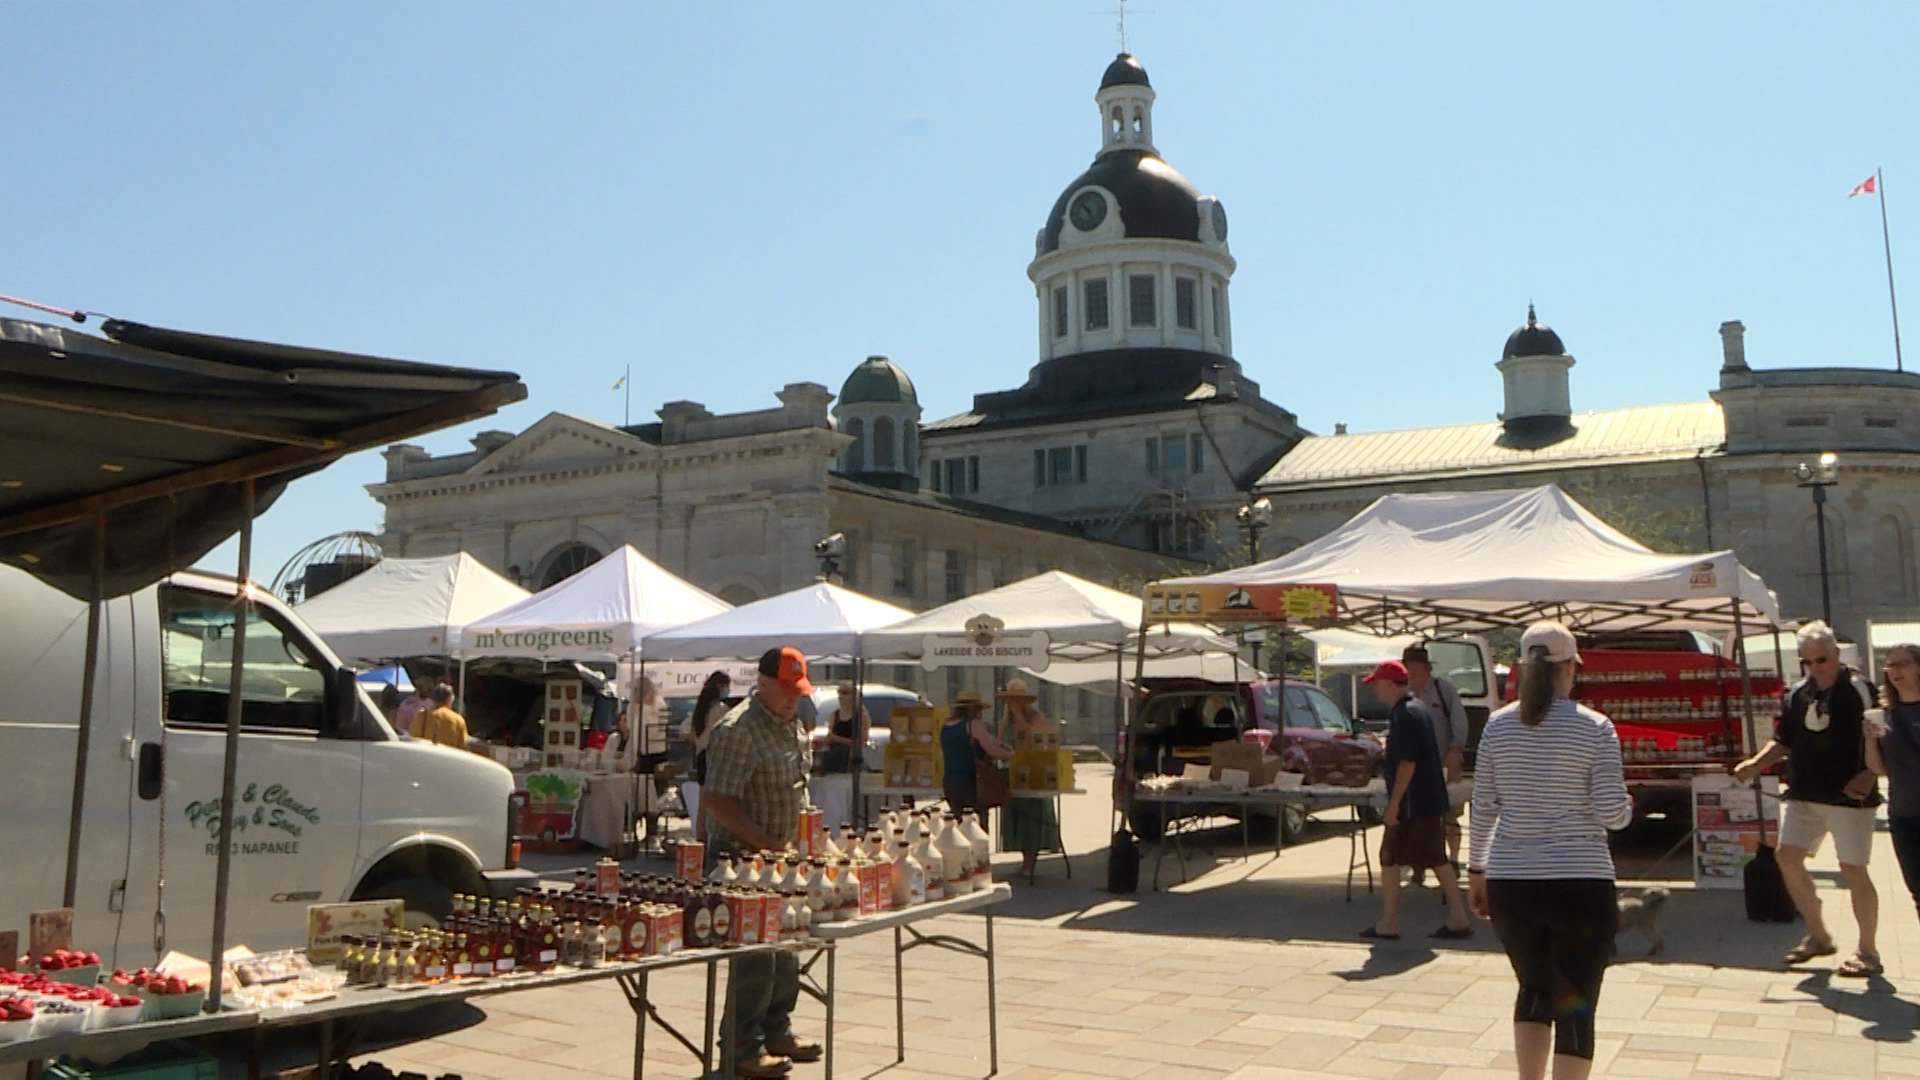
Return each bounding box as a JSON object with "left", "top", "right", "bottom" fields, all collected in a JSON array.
[
  {"left": 997, "top": 678, "right": 1037, "bottom": 700},
  {"left": 954, "top": 690, "right": 985, "bottom": 707}
]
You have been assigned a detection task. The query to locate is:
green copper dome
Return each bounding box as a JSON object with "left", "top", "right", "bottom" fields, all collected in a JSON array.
[{"left": 838, "top": 355, "right": 917, "bottom": 406}]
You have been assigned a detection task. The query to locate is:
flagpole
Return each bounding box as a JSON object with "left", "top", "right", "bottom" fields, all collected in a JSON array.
[
  {"left": 623, "top": 363, "right": 632, "bottom": 427},
  {"left": 1877, "top": 168, "right": 1905, "bottom": 373}
]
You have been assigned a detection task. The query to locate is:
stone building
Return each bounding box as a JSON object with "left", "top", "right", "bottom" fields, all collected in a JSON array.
[{"left": 1255, "top": 313, "right": 1920, "bottom": 644}]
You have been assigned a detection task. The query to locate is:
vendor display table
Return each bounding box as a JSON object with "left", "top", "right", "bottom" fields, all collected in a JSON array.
[
  {"left": 271, "top": 941, "right": 810, "bottom": 1080},
  {"left": 0, "top": 1007, "right": 260, "bottom": 1070},
  {"left": 1133, "top": 783, "right": 1392, "bottom": 896},
  {"left": 859, "top": 781, "right": 1087, "bottom": 881},
  {"left": 805, "top": 883, "right": 1011, "bottom": 1079}
]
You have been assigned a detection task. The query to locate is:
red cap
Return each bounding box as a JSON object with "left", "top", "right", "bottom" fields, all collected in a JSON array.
[
  {"left": 1361, "top": 659, "right": 1409, "bottom": 684},
  {"left": 758, "top": 646, "right": 813, "bottom": 694}
]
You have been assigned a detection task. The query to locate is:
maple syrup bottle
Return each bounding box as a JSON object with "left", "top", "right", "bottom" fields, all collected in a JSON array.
[
  {"left": 421, "top": 933, "right": 448, "bottom": 983},
  {"left": 451, "top": 933, "right": 474, "bottom": 979},
  {"left": 538, "top": 906, "right": 561, "bottom": 970},
  {"left": 495, "top": 918, "right": 517, "bottom": 975}
]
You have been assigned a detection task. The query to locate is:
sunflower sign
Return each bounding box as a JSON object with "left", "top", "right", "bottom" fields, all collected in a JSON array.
[{"left": 1143, "top": 582, "right": 1338, "bottom": 624}]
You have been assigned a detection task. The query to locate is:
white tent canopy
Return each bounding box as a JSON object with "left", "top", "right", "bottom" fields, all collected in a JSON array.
[
  {"left": 1031, "top": 652, "right": 1263, "bottom": 688},
  {"left": 448, "top": 545, "right": 728, "bottom": 660},
  {"left": 639, "top": 582, "right": 914, "bottom": 660},
  {"left": 1160, "top": 486, "right": 1783, "bottom": 634},
  {"left": 861, "top": 570, "right": 1231, "bottom": 661},
  {"left": 294, "top": 552, "right": 529, "bottom": 662}
]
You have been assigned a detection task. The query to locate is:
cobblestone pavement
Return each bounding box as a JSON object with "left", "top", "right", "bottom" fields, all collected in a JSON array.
[{"left": 348, "top": 767, "right": 1920, "bottom": 1079}]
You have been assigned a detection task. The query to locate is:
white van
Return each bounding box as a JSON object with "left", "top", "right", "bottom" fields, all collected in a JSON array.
[
  {"left": 0, "top": 565, "right": 526, "bottom": 969},
  {"left": 1317, "top": 634, "right": 1498, "bottom": 763}
]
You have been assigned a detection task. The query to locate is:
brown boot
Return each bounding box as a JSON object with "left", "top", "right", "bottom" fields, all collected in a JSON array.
[
  {"left": 734, "top": 1053, "right": 793, "bottom": 1078},
  {"left": 764, "top": 1035, "right": 823, "bottom": 1063}
]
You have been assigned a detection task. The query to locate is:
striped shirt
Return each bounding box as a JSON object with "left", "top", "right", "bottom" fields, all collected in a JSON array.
[{"left": 1469, "top": 696, "right": 1632, "bottom": 880}]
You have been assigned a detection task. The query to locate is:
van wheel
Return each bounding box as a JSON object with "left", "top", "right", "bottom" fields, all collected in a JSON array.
[{"left": 364, "top": 875, "right": 454, "bottom": 930}]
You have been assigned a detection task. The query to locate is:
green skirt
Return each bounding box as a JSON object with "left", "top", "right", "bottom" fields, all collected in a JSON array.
[{"left": 999, "top": 793, "right": 1060, "bottom": 852}]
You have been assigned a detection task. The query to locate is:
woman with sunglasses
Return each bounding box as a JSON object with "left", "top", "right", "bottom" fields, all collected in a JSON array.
[{"left": 1878, "top": 643, "right": 1920, "bottom": 924}]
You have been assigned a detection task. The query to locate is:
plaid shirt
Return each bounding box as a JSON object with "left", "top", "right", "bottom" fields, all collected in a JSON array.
[{"left": 702, "top": 693, "right": 807, "bottom": 853}]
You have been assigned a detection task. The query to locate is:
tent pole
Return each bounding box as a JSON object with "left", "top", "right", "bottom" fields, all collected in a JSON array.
[
  {"left": 1113, "top": 647, "right": 1124, "bottom": 764},
  {"left": 851, "top": 651, "right": 866, "bottom": 829},
  {"left": 62, "top": 517, "right": 107, "bottom": 909},
  {"left": 457, "top": 657, "right": 467, "bottom": 712},
  {"left": 1123, "top": 613, "right": 1149, "bottom": 802},
  {"left": 1731, "top": 602, "right": 1759, "bottom": 758},
  {"left": 208, "top": 479, "right": 254, "bottom": 1013}
]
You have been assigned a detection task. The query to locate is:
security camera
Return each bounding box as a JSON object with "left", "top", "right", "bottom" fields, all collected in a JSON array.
[{"left": 814, "top": 533, "right": 846, "bottom": 557}]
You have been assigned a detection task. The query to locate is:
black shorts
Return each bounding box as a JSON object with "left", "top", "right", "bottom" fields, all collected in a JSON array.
[
  {"left": 1380, "top": 814, "right": 1448, "bottom": 869},
  {"left": 1486, "top": 878, "right": 1618, "bottom": 1059}
]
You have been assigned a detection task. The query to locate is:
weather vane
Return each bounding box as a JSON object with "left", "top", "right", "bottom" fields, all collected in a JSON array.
[{"left": 1097, "top": 0, "right": 1148, "bottom": 54}]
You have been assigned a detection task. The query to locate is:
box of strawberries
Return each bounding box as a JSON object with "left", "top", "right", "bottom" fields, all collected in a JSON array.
[
  {"left": 0, "top": 994, "right": 35, "bottom": 1044},
  {"left": 37, "top": 947, "right": 101, "bottom": 986},
  {"left": 107, "top": 967, "right": 206, "bottom": 1021}
]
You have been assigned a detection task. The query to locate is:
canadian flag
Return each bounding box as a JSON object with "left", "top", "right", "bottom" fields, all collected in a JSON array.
[{"left": 1849, "top": 175, "right": 1877, "bottom": 199}]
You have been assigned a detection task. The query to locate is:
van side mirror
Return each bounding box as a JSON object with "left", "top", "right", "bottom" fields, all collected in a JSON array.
[{"left": 331, "top": 668, "right": 360, "bottom": 734}]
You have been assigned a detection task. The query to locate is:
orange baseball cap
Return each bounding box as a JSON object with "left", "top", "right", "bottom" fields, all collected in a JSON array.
[{"left": 758, "top": 646, "right": 813, "bottom": 694}]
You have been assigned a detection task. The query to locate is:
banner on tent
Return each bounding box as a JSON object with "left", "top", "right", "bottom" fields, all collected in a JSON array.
[
  {"left": 1144, "top": 582, "right": 1338, "bottom": 623},
  {"left": 920, "top": 630, "right": 1051, "bottom": 671}
]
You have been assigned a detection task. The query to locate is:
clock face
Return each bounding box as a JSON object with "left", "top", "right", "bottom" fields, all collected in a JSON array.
[
  {"left": 1211, "top": 201, "right": 1229, "bottom": 242},
  {"left": 1069, "top": 190, "right": 1107, "bottom": 231}
]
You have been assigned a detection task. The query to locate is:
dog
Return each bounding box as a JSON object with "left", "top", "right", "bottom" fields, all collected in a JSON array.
[{"left": 1614, "top": 886, "right": 1670, "bottom": 956}]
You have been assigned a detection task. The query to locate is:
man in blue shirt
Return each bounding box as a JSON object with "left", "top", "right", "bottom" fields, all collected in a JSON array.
[{"left": 1361, "top": 660, "right": 1473, "bottom": 941}]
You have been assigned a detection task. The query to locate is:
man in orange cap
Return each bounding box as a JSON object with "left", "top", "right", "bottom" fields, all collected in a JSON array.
[{"left": 704, "top": 646, "right": 820, "bottom": 1077}]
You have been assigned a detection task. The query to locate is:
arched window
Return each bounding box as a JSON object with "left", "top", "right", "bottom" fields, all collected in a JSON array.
[
  {"left": 843, "top": 418, "right": 865, "bottom": 472},
  {"left": 1875, "top": 515, "right": 1912, "bottom": 603},
  {"left": 1131, "top": 105, "right": 1144, "bottom": 139},
  {"left": 874, "top": 417, "right": 896, "bottom": 470},
  {"left": 1109, "top": 106, "right": 1123, "bottom": 139},
  {"left": 538, "top": 542, "right": 602, "bottom": 589}
]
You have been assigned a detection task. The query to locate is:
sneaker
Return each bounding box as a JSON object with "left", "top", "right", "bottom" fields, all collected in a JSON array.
[
  {"left": 765, "top": 1035, "right": 823, "bottom": 1063},
  {"left": 734, "top": 1053, "right": 793, "bottom": 1078}
]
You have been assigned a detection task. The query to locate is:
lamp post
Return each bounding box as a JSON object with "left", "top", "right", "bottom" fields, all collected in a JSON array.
[
  {"left": 813, "top": 532, "right": 846, "bottom": 585},
  {"left": 1235, "top": 497, "right": 1273, "bottom": 566},
  {"left": 1794, "top": 452, "right": 1839, "bottom": 627}
]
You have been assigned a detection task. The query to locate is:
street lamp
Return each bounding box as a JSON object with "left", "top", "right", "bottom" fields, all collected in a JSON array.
[
  {"left": 1794, "top": 452, "right": 1839, "bottom": 627},
  {"left": 1235, "top": 497, "right": 1273, "bottom": 566},
  {"left": 813, "top": 532, "right": 847, "bottom": 584}
]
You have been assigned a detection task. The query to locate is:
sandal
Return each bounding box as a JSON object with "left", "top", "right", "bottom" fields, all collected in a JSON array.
[
  {"left": 1358, "top": 925, "right": 1400, "bottom": 940},
  {"left": 1429, "top": 925, "right": 1473, "bottom": 940},
  {"left": 1835, "top": 952, "right": 1884, "bottom": 978},
  {"left": 1783, "top": 937, "right": 1837, "bottom": 965}
]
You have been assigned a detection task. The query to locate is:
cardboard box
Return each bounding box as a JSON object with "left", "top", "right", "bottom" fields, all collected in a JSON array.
[
  {"left": 1209, "top": 740, "right": 1283, "bottom": 787},
  {"left": 676, "top": 840, "right": 705, "bottom": 880}
]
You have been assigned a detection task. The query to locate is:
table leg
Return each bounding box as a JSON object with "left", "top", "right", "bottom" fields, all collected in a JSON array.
[
  {"left": 633, "top": 970, "right": 649, "bottom": 1080},
  {"left": 720, "top": 959, "right": 738, "bottom": 1080},
  {"left": 986, "top": 908, "right": 1000, "bottom": 1076},
  {"left": 317, "top": 1018, "right": 334, "bottom": 1080},
  {"left": 893, "top": 925, "right": 906, "bottom": 1063},
  {"left": 826, "top": 945, "right": 838, "bottom": 1080},
  {"left": 703, "top": 960, "right": 719, "bottom": 1079}
]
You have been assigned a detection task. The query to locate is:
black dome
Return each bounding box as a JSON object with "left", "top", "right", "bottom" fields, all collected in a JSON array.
[
  {"left": 1502, "top": 304, "right": 1566, "bottom": 359},
  {"left": 1100, "top": 53, "right": 1150, "bottom": 90},
  {"left": 1038, "top": 150, "right": 1201, "bottom": 254}
]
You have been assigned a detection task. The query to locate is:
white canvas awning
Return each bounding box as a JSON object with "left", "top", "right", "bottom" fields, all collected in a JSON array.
[
  {"left": 1030, "top": 651, "right": 1264, "bottom": 688},
  {"left": 1159, "top": 486, "right": 1783, "bottom": 634},
  {"left": 861, "top": 570, "right": 1231, "bottom": 662},
  {"left": 448, "top": 545, "right": 728, "bottom": 660},
  {"left": 294, "top": 552, "right": 529, "bottom": 662},
  {"left": 639, "top": 582, "right": 914, "bottom": 660}
]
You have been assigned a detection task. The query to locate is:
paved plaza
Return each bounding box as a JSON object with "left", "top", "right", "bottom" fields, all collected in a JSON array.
[{"left": 339, "top": 766, "right": 1920, "bottom": 1079}]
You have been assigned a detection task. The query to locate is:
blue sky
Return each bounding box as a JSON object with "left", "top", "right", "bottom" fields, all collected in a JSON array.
[{"left": 7, "top": 2, "right": 1915, "bottom": 582}]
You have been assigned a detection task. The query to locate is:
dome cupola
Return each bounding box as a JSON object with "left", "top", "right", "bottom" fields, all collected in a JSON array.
[
  {"left": 1026, "top": 53, "right": 1236, "bottom": 367},
  {"left": 831, "top": 355, "right": 922, "bottom": 490},
  {"left": 1496, "top": 305, "right": 1577, "bottom": 438}
]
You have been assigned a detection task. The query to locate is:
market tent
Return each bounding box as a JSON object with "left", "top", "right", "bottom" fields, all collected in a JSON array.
[
  {"left": 0, "top": 312, "right": 524, "bottom": 1011},
  {"left": 294, "top": 552, "right": 529, "bottom": 662},
  {"left": 1028, "top": 652, "right": 1261, "bottom": 687},
  {"left": 1307, "top": 627, "right": 1422, "bottom": 669},
  {"left": 861, "top": 570, "right": 1230, "bottom": 661},
  {"left": 640, "top": 581, "right": 913, "bottom": 660},
  {"left": 357, "top": 665, "right": 416, "bottom": 694},
  {"left": 448, "top": 545, "right": 728, "bottom": 660},
  {"left": 0, "top": 317, "right": 525, "bottom": 600},
  {"left": 1158, "top": 485, "right": 1783, "bottom": 635}
]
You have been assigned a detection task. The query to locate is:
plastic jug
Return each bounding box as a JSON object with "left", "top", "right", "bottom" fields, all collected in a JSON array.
[{"left": 960, "top": 811, "right": 993, "bottom": 892}]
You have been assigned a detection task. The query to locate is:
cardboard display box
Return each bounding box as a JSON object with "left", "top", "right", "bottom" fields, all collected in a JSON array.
[{"left": 1208, "top": 740, "right": 1283, "bottom": 787}]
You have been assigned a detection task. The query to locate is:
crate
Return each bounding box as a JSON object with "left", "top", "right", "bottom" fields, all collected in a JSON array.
[{"left": 47, "top": 1040, "right": 216, "bottom": 1080}]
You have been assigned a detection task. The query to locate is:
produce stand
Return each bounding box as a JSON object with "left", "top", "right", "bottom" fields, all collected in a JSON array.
[
  {"left": 0, "top": 1007, "right": 260, "bottom": 1071},
  {"left": 803, "top": 883, "right": 1010, "bottom": 1079}
]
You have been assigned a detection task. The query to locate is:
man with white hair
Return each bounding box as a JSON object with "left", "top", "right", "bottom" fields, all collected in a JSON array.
[{"left": 1736, "top": 621, "right": 1888, "bottom": 977}]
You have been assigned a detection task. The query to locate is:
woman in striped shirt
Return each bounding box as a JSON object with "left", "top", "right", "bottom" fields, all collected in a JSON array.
[{"left": 1469, "top": 621, "right": 1632, "bottom": 1080}]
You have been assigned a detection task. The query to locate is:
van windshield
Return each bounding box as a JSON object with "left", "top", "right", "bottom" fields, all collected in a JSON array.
[{"left": 161, "top": 586, "right": 329, "bottom": 734}]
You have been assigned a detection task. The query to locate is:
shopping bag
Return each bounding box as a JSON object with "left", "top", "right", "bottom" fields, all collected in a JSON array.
[
  {"left": 972, "top": 745, "right": 1010, "bottom": 809},
  {"left": 1743, "top": 780, "right": 1796, "bottom": 923}
]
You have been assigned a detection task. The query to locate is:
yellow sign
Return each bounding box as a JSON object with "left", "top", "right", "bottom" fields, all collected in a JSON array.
[
  {"left": 306, "top": 900, "right": 404, "bottom": 963},
  {"left": 1143, "top": 582, "right": 1338, "bottom": 624}
]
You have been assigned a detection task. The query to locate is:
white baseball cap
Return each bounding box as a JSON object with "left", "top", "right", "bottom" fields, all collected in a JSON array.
[{"left": 1519, "top": 621, "right": 1581, "bottom": 664}]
